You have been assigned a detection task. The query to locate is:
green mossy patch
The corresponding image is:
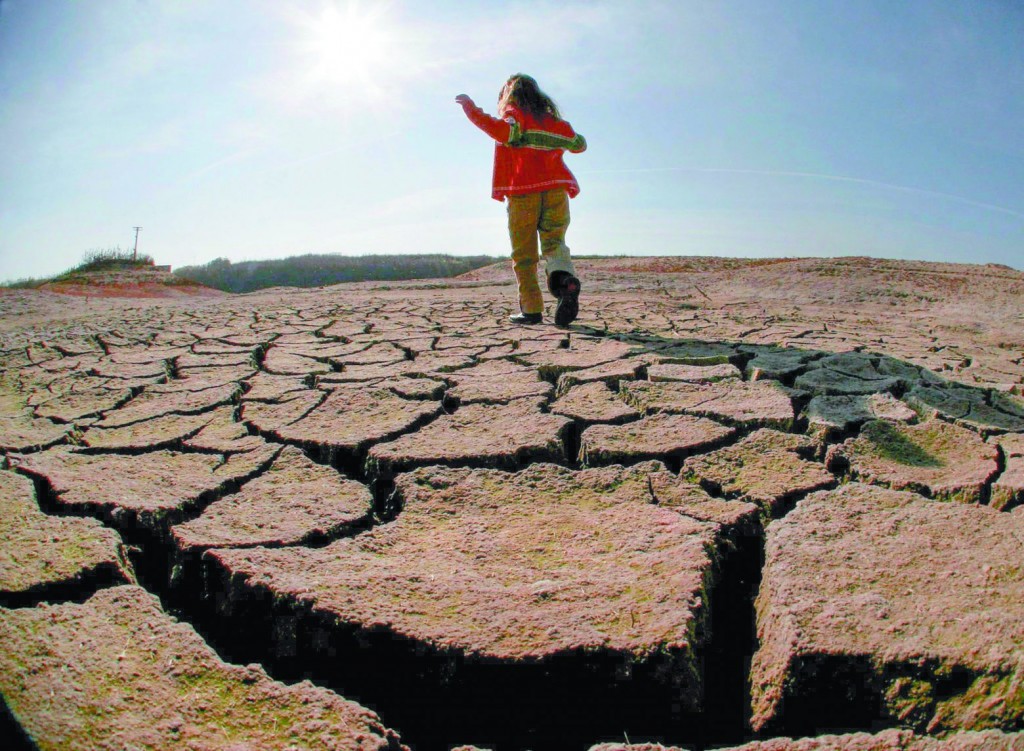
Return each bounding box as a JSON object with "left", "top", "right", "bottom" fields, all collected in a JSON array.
[{"left": 861, "top": 420, "right": 944, "bottom": 467}]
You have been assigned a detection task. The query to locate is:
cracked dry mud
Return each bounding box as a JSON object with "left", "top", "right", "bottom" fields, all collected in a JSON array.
[{"left": 2, "top": 256, "right": 1024, "bottom": 751}]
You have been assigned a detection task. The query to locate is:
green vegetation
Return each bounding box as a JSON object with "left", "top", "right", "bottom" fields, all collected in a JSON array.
[
  {"left": 1, "top": 247, "right": 155, "bottom": 288},
  {"left": 862, "top": 420, "right": 943, "bottom": 467},
  {"left": 2, "top": 249, "right": 499, "bottom": 291},
  {"left": 66, "top": 247, "right": 155, "bottom": 274},
  {"left": 1, "top": 276, "right": 48, "bottom": 289},
  {"left": 174, "top": 253, "right": 501, "bottom": 293}
]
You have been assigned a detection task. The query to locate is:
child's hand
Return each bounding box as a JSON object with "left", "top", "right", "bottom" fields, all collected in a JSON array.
[{"left": 455, "top": 94, "right": 474, "bottom": 107}]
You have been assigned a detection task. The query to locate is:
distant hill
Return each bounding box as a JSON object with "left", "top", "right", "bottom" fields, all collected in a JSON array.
[
  {"left": 2, "top": 248, "right": 223, "bottom": 299},
  {"left": 174, "top": 253, "right": 501, "bottom": 293},
  {"left": 39, "top": 265, "right": 222, "bottom": 299}
]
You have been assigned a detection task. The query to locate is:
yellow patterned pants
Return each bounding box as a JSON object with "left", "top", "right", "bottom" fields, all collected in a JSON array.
[{"left": 506, "top": 189, "right": 577, "bottom": 315}]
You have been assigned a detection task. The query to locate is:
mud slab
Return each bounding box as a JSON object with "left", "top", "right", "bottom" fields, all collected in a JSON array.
[
  {"left": 521, "top": 336, "right": 639, "bottom": 380},
  {"left": 555, "top": 358, "right": 647, "bottom": 395},
  {"left": 648, "top": 362, "right": 741, "bottom": 383},
  {"left": 182, "top": 405, "right": 269, "bottom": 452},
  {"left": 163, "top": 364, "right": 258, "bottom": 391},
  {"left": 0, "top": 412, "right": 71, "bottom": 452},
  {"left": 241, "top": 372, "right": 308, "bottom": 401},
  {"left": 80, "top": 410, "right": 216, "bottom": 450},
  {"left": 93, "top": 382, "right": 240, "bottom": 428},
  {"left": 649, "top": 339, "right": 737, "bottom": 365},
  {"left": 15, "top": 445, "right": 279, "bottom": 531},
  {"left": 0, "top": 470, "right": 131, "bottom": 605},
  {"left": 32, "top": 385, "right": 133, "bottom": 422},
  {"left": 794, "top": 352, "right": 903, "bottom": 396},
  {"left": 172, "top": 445, "right": 373, "bottom": 552},
  {"left": 620, "top": 380, "right": 797, "bottom": 430},
  {"left": 646, "top": 471, "right": 760, "bottom": 530},
  {"left": 591, "top": 729, "right": 1024, "bottom": 750},
  {"left": 825, "top": 419, "right": 1000, "bottom": 503},
  {"left": 905, "top": 384, "right": 1024, "bottom": 435},
  {"left": 262, "top": 345, "right": 333, "bottom": 375},
  {"left": 377, "top": 375, "right": 447, "bottom": 400},
  {"left": 241, "top": 389, "right": 325, "bottom": 432},
  {"left": 579, "top": 412, "right": 735, "bottom": 467},
  {"left": 0, "top": 585, "right": 405, "bottom": 750},
  {"left": 271, "top": 385, "right": 442, "bottom": 457},
  {"left": 682, "top": 429, "right": 835, "bottom": 518},
  {"left": 743, "top": 347, "right": 820, "bottom": 381},
  {"left": 750, "top": 483, "right": 1024, "bottom": 735},
  {"left": 366, "top": 397, "right": 570, "bottom": 477},
  {"left": 550, "top": 381, "right": 641, "bottom": 424},
  {"left": 206, "top": 463, "right": 728, "bottom": 702},
  {"left": 990, "top": 433, "right": 1024, "bottom": 511},
  {"left": 444, "top": 360, "right": 554, "bottom": 404}
]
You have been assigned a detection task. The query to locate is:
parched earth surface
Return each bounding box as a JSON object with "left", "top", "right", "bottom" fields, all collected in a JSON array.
[{"left": 2, "top": 256, "right": 1024, "bottom": 751}]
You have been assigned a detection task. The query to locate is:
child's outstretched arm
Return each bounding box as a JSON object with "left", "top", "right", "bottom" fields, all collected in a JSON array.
[{"left": 455, "top": 94, "right": 520, "bottom": 144}]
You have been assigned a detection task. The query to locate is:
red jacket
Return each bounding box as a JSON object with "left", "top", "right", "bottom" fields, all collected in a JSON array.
[{"left": 460, "top": 101, "right": 587, "bottom": 201}]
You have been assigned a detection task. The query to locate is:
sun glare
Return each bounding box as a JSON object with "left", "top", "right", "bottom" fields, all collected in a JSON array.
[{"left": 297, "top": 2, "right": 397, "bottom": 98}]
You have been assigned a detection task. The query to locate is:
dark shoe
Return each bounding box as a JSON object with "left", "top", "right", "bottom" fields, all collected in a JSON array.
[
  {"left": 554, "top": 274, "right": 580, "bottom": 326},
  {"left": 509, "top": 312, "right": 543, "bottom": 325}
]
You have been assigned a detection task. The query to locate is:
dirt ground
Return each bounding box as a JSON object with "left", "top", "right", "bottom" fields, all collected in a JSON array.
[{"left": 1, "top": 256, "right": 1023, "bottom": 751}]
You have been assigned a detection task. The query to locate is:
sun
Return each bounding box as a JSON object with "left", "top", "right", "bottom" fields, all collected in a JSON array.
[{"left": 297, "top": 2, "right": 396, "bottom": 95}]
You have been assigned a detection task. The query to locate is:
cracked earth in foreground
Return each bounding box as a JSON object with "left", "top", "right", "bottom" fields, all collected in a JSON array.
[{"left": 2, "top": 256, "right": 1024, "bottom": 751}]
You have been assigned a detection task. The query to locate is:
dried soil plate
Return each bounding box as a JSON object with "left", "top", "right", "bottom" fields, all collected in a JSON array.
[
  {"left": 742, "top": 347, "right": 819, "bottom": 381},
  {"left": 825, "top": 419, "right": 999, "bottom": 503},
  {"left": 550, "top": 381, "right": 640, "bottom": 424},
  {"left": 647, "top": 363, "right": 741, "bottom": 383},
  {"left": 274, "top": 386, "right": 442, "bottom": 454},
  {"left": 208, "top": 463, "right": 723, "bottom": 704},
  {"left": 0, "top": 413, "right": 71, "bottom": 452},
  {"left": 0, "top": 586, "right": 405, "bottom": 750},
  {"left": 555, "top": 358, "right": 646, "bottom": 395},
  {"left": 95, "top": 383, "right": 240, "bottom": 428},
  {"left": 990, "top": 433, "right": 1024, "bottom": 510},
  {"left": 182, "top": 405, "right": 268, "bottom": 453},
  {"left": 33, "top": 387, "right": 132, "bottom": 422},
  {"left": 15, "top": 445, "right": 279, "bottom": 530},
  {"left": 0, "top": 470, "right": 130, "bottom": 601},
  {"left": 596, "top": 729, "right": 1024, "bottom": 751},
  {"left": 803, "top": 393, "right": 917, "bottom": 440},
  {"left": 751, "top": 482, "right": 1024, "bottom": 734},
  {"left": 81, "top": 410, "right": 215, "bottom": 450},
  {"left": 521, "top": 337, "right": 638, "bottom": 380},
  {"left": 682, "top": 429, "right": 834, "bottom": 517},
  {"left": 172, "top": 446, "right": 372, "bottom": 551},
  {"left": 621, "top": 380, "right": 796, "bottom": 430},
  {"left": 367, "top": 398, "right": 570, "bottom": 477},
  {"left": 445, "top": 361, "right": 553, "bottom": 404},
  {"left": 580, "top": 412, "right": 734, "bottom": 466}
]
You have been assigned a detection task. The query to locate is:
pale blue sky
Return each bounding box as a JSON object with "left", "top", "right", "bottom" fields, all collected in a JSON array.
[{"left": 2, "top": 0, "right": 1022, "bottom": 282}]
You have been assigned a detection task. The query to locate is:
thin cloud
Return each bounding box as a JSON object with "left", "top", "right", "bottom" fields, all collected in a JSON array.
[{"left": 580, "top": 166, "right": 1024, "bottom": 222}]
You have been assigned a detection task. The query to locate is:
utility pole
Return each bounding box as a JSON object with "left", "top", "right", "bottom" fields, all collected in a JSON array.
[{"left": 132, "top": 226, "right": 142, "bottom": 262}]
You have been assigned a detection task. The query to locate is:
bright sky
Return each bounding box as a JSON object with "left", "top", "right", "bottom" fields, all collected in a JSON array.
[{"left": 2, "top": 0, "right": 1022, "bottom": 282}]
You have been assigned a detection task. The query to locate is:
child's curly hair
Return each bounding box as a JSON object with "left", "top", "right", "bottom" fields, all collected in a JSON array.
[{"left": 499, "top": 74, "right": 561, "bottom": 120}]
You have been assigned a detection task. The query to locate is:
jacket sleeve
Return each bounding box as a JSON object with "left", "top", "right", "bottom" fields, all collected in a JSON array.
[
  {"left": 460, "top": 101, "right": 521, "bottom": 145},
  {"left": 518, "top": 129, "right": 587, "bottom": 153}
]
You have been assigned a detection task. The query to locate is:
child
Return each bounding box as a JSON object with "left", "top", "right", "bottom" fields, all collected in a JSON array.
[{"left": 455, "top": 74, "right": 586, "bottom": 326}]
